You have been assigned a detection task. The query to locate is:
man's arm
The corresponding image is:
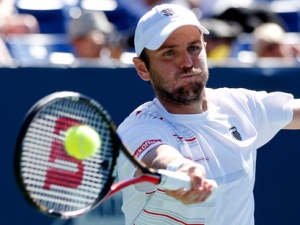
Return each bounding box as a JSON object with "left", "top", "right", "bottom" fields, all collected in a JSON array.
[
  {"left": 284, "top": 99, "right": 300, "bottom": 129},
  {"left": 136, "top": 144, "right": 214, "bottom": 204}
]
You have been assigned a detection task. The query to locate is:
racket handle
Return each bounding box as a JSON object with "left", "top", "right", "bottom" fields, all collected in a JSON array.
[
  {"left": 157, "top": 169, "right": 218, "bottom": 192},
  {"left": 157, "top": 169, "right": 191, "bottom": 190}
]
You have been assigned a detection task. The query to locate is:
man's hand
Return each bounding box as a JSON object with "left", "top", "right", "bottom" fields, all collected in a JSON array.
[{"left": 165, "top": 163, "right": 214, "bottom": 204}]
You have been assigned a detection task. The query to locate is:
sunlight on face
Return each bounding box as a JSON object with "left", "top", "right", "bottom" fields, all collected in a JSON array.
[{"left": 147, "top": 26, "right": 209, "bottom": 106}]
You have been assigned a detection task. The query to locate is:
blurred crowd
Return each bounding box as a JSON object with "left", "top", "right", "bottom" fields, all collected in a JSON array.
[{"left": 0, "top": 0, "right": 299, "bottom": 67}]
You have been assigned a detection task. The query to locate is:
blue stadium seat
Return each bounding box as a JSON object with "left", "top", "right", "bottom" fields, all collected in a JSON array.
[
  {"left": 15, "top": 0, "right": 67, "bottom": 34},
  {"left": 270, "top": 0, "right": 300, "bottom": 32},
  {"left": 230, "top": 33, "right": 255, "bottom": 57},
  {"left": 5, "top": 34, "right": 74, "bottom": 65}
]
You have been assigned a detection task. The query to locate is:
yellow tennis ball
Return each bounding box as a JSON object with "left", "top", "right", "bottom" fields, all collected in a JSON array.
[{"left": 64, "top": 125, "right": 101, "bottom": 160}]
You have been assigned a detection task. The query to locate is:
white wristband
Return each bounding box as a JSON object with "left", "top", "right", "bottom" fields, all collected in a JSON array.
[{"left": 166, "top": 158, "right": 191, "bottom": 171}]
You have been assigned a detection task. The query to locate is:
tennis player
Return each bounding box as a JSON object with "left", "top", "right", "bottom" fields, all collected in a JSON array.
[{"left": 117, "top": 4, "right": 300, "bottom": 225}]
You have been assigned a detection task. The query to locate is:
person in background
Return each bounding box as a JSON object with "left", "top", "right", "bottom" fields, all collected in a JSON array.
[
  {"left": 67, "top": 11, "right": 124, "bottom": 60},
  {"left": 214, "top": 6, "right": 284, "bottom": 34},
  {"left": 201, "top": 18, "right": 242, "bottom": 62},
  {"left": 0, "top": 0, "right": 39, "bottom": 35},
  {"left": 185, "top": 0, "right": 254, "bottom": 19},
  {"left": 117, "top": 4, "right": 300, "bottom": 225},
  {"left": 0, "top": 0, "right": 39, "bottom": 65},
  {"left": 253, "top": 22, "right": 300, "bottom": 60}
]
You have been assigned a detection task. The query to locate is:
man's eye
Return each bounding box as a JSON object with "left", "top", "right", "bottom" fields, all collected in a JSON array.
[
  {"left": 164, "top": 50, "right": 174, "bottom": 56},
  {"left": 189, "top": 46, "right": 200, "bottom": 52}
]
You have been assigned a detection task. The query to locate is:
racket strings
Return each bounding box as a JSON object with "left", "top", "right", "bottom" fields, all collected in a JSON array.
[{"left": 20, "top": 98, "right": 115, "bottom": 214}]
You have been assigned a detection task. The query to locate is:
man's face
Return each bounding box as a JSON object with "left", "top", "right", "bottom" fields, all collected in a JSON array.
[{"left": 146, "top": 25, "right": 209, "bottom": 106}]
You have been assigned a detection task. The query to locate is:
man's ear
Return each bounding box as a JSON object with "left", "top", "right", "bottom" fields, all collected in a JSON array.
[{"left": 133, "top": 57, "right": 150, "bottom": 81}]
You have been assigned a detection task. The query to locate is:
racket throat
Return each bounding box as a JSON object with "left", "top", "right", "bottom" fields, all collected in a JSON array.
[{"left": 107, "top": 174, "right": 160, "bottom": 198}]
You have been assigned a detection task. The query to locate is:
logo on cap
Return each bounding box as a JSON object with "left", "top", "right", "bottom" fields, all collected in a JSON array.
[{"left": 161, "top": 8, "right": 174, "bottom": 17}]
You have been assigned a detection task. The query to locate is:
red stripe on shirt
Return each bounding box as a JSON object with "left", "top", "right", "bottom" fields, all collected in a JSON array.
[{"left": 142, "top": 208, "right": 204, "bottom": 225}]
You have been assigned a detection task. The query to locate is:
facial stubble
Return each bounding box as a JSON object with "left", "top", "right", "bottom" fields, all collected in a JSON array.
[{"left": 150, "top": 69, "right": 209, "bottom": 107}]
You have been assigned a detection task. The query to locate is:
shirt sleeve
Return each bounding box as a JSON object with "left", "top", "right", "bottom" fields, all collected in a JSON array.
[
  {"left": 117, "top": 118, "right": 179, "bottom": 160},
  {"left": 236, "top": 89, "right": 294, "bottom": 148},
  {"left": 116, "top": 115, "right": 179, "bottom": 192}
]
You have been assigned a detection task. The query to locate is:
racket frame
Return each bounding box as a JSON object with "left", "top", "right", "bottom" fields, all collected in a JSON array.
[{"left": 14, "top": 92, "right": 122, "bottom": 218}]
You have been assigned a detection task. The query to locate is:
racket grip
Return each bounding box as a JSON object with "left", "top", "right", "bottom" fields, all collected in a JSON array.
[
  {"left": 157, "top": 169, "right": 218, "bottom": 192},
  {"left": 157, "top": 169, "right": 191, "bottom": 190}
]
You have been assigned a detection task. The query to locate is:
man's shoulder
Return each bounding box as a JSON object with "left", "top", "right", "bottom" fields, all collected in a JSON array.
[
  {"left": 117, "top": 99, "right": 165, "bottom": 130},
  {"left": 207, "top": 87, "right": 257, "bottom": 100}
]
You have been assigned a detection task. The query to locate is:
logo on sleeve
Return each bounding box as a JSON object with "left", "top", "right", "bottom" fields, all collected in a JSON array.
[{"left": 134, "top": 139, "right": 162, "bottom": 157}]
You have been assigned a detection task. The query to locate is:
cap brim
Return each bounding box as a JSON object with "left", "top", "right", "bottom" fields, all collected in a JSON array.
[{"left": 145, "top": 22, "right": 209, "bottom": 51}]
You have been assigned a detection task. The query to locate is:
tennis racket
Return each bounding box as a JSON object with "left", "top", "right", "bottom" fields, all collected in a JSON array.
[{"left": 14, "top": 91, "right": 217, "bottom": 219}]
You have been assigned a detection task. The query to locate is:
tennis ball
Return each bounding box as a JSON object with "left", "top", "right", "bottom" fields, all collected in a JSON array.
[{"left": 64, "top": 125, "right": 101, "bottom": 160}]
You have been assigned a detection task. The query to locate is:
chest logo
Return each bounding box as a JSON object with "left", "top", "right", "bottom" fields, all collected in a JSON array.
[{"left": 229, "top": 126, "right": 242, "bottom": 141}]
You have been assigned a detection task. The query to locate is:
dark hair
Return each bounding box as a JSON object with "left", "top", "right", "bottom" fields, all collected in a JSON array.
[{"left": 139, "top": 49, "right": 150, "bottom": 70}]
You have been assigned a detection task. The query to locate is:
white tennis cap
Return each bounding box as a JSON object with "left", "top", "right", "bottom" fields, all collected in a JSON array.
[{"left": 134, "top": 4, "right": 209, "bottom": 57}]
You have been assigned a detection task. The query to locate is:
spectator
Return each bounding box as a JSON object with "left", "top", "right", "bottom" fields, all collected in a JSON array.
[
  {"left": 253, "top": 22, "right": 300, "bottom": 59},
  {"left": 201, "top": 18, "right": 242, "bottom": 62},
  {"left": 0, "top": 0, "right": 39, "bottom": 35},
  {"left": 214, "top": 6, "right": 284, "bottom": 33},
  {"left": 186, "top": 0, "right": 255, "bottom": 19},
  {"left": 67, "top": 11, "right": 124, "bottom": 60}
]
